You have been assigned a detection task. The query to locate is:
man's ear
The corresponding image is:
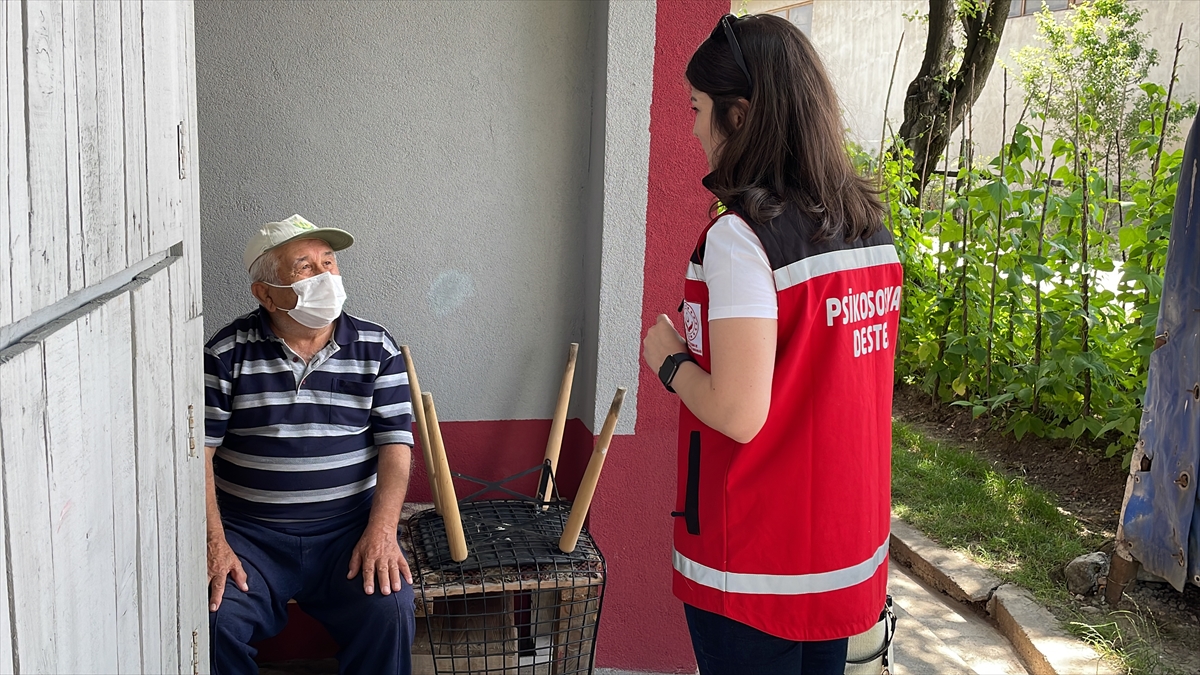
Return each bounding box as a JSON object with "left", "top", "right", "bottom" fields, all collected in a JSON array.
[{"left": 251, "top": 282, "right": 276, "bottom": 311}]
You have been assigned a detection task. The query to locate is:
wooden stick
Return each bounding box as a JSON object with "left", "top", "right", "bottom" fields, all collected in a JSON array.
[
  {"left": 877, "top": 31, "right": 904, "bottom": 186},
  {"left": 401, "top": 346, "right": 441, "bottom": 515},
  {"left": 541, "top": 343, "right": 579, "bottom": 506},
  {"left": 423, "top": 392, "right": 467, "bottom": 562},
  {"left": 559, "top": 388, "right": 625, "bottom": 554}
]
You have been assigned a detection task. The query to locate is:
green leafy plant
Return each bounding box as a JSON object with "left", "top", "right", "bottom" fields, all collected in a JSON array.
[{"left": 865, "top": 0, "right": 1193, "bottom": 463}]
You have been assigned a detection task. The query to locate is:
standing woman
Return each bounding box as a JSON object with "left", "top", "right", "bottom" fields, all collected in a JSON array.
[{"left": 642, "top": 14, "right": 902, "bottom": 675}]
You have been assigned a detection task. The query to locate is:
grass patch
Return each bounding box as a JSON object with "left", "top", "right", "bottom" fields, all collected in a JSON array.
[
  {"left": 1069, "top": 605, "right": 1174, "bottom": 675},
  {"left": 890, "top": 420, "right": 1183, "bottom": 673},
  {"left": 891, "top": 421, "right": 1104, "bottom": 604}
]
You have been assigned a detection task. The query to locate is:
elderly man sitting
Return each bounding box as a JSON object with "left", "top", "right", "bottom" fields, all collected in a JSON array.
[{"left": 204, "top": 215, "right": 415, "bottom": 674}]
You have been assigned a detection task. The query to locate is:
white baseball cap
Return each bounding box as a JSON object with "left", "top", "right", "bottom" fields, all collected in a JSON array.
[{"left": 243, "top": 214, "right": 355, "bottom": 272}]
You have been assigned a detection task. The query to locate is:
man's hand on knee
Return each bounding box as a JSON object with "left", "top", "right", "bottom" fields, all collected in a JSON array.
[
  {"left": 347, "top": 524, "right": 412, "bottom": 596},
  {"left": 208, "top": 534, "right": 249, "bottom": 611}
]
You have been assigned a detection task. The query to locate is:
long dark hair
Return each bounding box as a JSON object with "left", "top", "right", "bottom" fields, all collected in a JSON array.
[{"left": 686, "top": 14, "right": 883, "bottom": 242}]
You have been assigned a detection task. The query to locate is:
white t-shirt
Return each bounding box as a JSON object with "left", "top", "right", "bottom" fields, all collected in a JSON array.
[{"left": 704, "top": 214, "right": 778, "bottom": 320}]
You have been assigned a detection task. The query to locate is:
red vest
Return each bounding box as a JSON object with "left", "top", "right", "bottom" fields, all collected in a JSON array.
[{"left": 672, "top": 210, "right": 902, "bottom": 641}]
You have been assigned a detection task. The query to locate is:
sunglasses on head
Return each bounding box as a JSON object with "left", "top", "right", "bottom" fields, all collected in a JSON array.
[{"left": 719, "top": 14, "right": 753, "bottom": 93}]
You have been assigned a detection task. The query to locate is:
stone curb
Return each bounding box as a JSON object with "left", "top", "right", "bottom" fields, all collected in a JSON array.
[
  {"left": 890, "top": 515, "right": 1121, "bottom": 675},
  {"left": 890, "top": 517, "right": 1002, "bottom": 604}
]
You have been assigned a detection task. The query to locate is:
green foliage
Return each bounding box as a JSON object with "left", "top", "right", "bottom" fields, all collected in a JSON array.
[
  {"left": 866, "top": 76, "right": 1189, "bottom": 462},
  {"left": 1014, "top": 0, "right": 1159, "bottom": 154}
]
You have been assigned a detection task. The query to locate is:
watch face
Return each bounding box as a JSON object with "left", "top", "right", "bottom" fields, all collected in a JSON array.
[{"left": 660, "top": 355, "right": 678, "bottom": 389}]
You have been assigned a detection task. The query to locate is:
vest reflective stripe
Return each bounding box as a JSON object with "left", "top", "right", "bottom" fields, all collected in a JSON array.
[
  {"left": 672, "top": 537, "right": 890, "bottom": 596},
  {"left": 686, "top": 261, "right": 705, "bottom": 281},
  {"left": 773, "top": 244, "right": 900, "bottom": 292}
]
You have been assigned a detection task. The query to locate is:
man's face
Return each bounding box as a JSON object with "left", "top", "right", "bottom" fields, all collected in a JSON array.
[{"left": 257, "top": 238, "right": 339, "bottom": 312}]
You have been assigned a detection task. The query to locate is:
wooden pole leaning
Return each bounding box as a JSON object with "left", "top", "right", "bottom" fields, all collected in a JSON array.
[
  {"left": 422, "top": 392, "right": 468, "bottom": 563},
  {"left": 559, "top": 387, "right": 625, "bottom": 554},
  {"left": 541, "top": 343, "right": 579, "bottom": 507},
  {"left": 401, "top": 346, "right": 442, "bottom": 515}
]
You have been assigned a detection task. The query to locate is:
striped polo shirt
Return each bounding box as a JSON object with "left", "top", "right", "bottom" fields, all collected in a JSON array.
[{"left": 204, "top": 307, "right": 413, "bottom": 524}]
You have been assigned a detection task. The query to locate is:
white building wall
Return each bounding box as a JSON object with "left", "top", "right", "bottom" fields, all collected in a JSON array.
[
  {"left": 743, "top": 0, "right": 1199, "bottom": 161},
  {"left": 196, "top": 0, "right": 602, "bottom": 423}
]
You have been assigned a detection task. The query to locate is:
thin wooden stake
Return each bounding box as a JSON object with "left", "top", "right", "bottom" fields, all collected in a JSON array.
[
  {"left": 1148, "top": 23, "right": 1183, "bottom": 196},
  {"left": 1117, "top": 127, "right": 1126, "bottom": 263},
  {"left": 1031, "top": 74, "right": 1055, "bottom": 415},
  {"left": 960, "top": 66, "right": 976, "bottom": 344},
  {"left": 1072, "top": 93, "right": 1091, "bottom": 420},
  {"left": 1033, "top": 153, "right": 1057, "bottom": 414},
  {"left": 878, "top": 31, "right": 905, "bottom": 186},
  {"left": 936, "top": 85, "right": 957, "bottom": 284},
  {"left": 984, "top": 70, "right": 1010, "bottom": 395}
]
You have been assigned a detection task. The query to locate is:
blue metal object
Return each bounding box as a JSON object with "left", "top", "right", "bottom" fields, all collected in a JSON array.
[{"left": 1121, "top": 111, "right": 1200, "bottom": 591}]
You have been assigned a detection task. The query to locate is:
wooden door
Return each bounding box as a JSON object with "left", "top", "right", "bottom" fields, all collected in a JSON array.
[{"left": 0, "top": 1, "right": 205, "bottom": 672}]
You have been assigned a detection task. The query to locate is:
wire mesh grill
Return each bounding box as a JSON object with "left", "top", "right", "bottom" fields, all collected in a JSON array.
[{"left": 407, "top": 499, "right": 606, "bottom": 675}]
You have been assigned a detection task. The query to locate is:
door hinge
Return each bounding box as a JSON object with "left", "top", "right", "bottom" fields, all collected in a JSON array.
[
  {"left": 178, "top": 122, "right": 187, "bottom": 180},
  {"left": 191, "top": 629, "right": 199, "bottom": 674},
  {"left": 187, "top": 404, "right": 198, "bottom": 458}
]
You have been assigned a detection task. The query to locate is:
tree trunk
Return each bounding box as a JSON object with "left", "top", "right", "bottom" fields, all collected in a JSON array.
[{"left": 897, "top": 0, "right": 1012, "bottom": 194}]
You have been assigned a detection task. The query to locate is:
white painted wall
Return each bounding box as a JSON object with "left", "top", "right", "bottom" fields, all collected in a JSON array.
[
  {"left": 196, "top": 0, "right": 602, "bottom": 423},
  {"left": 576, "top": 0, "right": 656, "bottom": 433},
  {"left": 743, "top": 0, "right": 1200, "bottom": 160}
]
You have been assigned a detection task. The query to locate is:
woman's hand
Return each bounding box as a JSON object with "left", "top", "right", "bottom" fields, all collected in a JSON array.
[{"left": 643, "top": 314, "right": 688, "bottom": 373}]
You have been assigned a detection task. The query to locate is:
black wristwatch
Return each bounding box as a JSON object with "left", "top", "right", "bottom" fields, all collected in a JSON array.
[{"left": 659, "top": 352, "right": 696, "bottom": 393}]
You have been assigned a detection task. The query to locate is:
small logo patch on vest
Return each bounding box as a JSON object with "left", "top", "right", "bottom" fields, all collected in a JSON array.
[{"left": 683, "top": 301, "right": 703, "bottom": 356}]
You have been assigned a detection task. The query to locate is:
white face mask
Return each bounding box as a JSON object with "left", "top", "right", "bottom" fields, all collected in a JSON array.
[{"left": 268, "top": 272, "right": 346, "bottom": 329}]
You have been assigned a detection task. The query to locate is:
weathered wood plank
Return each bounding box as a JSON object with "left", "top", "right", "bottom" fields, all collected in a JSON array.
[
  {"left": 63, "top": 0, "right": 86, "bottom": 293},
  {"left": 0, "top": 1, "right": 10, "bottom": 328},
  {"left": 25, "top": 0, "right": 69, "bottom": 312},
  {"left": 180, "top": 0, "right": 203, "bottom": 320},
  {"left": 4, "top": 0, "right": 31, "bottom": 324},
  {"left": 41, "top": 315, "right": 88, "bottom": 674},
  {"left": 131, "top": 272, "right": 169, "bottom": 675},
  {"left": 105, "top": 292, "right": 143, "bottom": 674},
  {"left": 46, "top": 304, "right": 121, "bottom": 673},
  {"left": 0, "top": 339, "right": 16, "bottom": 673},
  {"left": 90, "top": 0, "right": 129, "bottom": 283},
  {"left": 142, "top": 0, "right": 184, "bottom": 255},
  {"left": 171, "top": 262, "right": 207, "bottom": 673},
  {"left": 122, "top": 0, "right": 150, "bottom": 265},
  {"left": 0, "top": 1, "right": 9, "bottom": 328},
  {"left": 0, "top": 343, "right": 57, "bottom": 673}
]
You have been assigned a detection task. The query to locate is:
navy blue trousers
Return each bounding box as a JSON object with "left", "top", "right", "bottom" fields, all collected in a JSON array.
[
  {"left": 210, "top": 511, "right": 415, "bottom": 675},
  {"left": 684, "top": 604, "right": 848, "bottom": 675}
]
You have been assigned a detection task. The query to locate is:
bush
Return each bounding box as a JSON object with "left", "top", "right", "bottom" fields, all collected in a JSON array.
[{"left": 872, "top": 82, "right": 1190, "bottom": 463}]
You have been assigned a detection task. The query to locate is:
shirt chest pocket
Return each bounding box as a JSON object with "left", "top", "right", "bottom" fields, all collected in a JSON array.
[{"left": 329, "top": 378, "right": 374, "bottom": 427}]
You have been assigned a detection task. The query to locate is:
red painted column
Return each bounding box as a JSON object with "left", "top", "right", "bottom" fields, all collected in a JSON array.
[{"left": 591, "top": 1, "right": 727, "bottom": 671}]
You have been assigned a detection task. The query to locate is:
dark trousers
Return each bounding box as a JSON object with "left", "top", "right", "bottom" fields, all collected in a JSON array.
[
  {"left": 210, "top": 512, "right": 415, "bottom": 675},
  {"left": 684, "top": 604, "right": 848, "bottom": 675}
]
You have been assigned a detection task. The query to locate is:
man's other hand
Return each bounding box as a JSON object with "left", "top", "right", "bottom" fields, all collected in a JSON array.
[
  {"left": 207, "top": 534, "right": 249, "bottom": 611},
  {"left": 348, "top": 524, "right": 412, "bottom": 595}
]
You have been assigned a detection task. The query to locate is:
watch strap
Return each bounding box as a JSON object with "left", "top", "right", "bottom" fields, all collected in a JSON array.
[{"left": 659, "top": 352, "right": 695, "bottom": 393}]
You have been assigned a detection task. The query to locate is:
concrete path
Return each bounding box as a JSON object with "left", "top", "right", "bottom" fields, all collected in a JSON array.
[{"left": 889, "top": 562, "right": 1028, "bottom": 675}]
